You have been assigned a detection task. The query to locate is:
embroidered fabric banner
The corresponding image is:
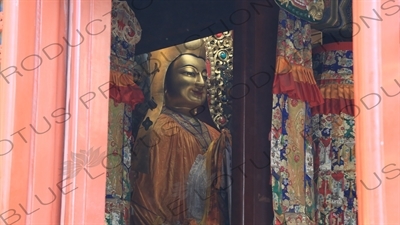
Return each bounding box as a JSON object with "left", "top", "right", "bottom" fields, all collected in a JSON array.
[
  {"left": 109, "top": 0, "right": 144, "bottom": 110},
  {"left": 273, "top": 10, "right": 324, "bottom": 107},
  {"left": 271, "top": 9, "right": 322, "bottom": 225},
  {"left": 106, "top": 1, "right": 144, "bottom": 224},
  {"left": 106, "top": 103, "right": 135, "bottom": 225},
  {"left": 311, "top": 43, "right": 357, "bottom": 225}
]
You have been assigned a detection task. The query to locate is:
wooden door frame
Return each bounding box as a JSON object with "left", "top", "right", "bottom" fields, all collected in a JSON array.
[{"left": 231, "top": 1, "right": 279, "bottom": 224}]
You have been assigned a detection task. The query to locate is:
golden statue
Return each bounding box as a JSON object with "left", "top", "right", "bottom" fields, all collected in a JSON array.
[{"left": 131, "top": 39, "right": 232, "bottom": 225}]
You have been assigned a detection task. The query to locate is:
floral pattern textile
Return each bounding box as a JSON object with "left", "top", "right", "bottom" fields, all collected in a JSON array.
[
  {"left": 271, "top": 9, "right": 322, "bottom": 225},
  {"left": 312, "top": 45, "right": 353, "bottom": 86},
  {"left": 311, "top": 44, "right": 357, "bottom": 225},
  {"left": 271, "top": 95, "right": 315, "bottom": 225},
  {"left": 273, "top": 10, "right": 324, "bottom": 107},
  {"left": 106, "top": 56, "right": 150, "bottom": 224},
  {"left": 311, "top": 114, "right": 357, "bottom": 225},
  {"left": 311, "top": 44, "right": 354, "bottom": 116},
  {"left": 111, "top": 0, "right": 141, "bottom": 60},
  {"left": 106, "top": 1, "right": 143, "bottom": 224},
  {"left": 105, "top": 199, "right": 131, "bottom": 225},
  {"left": 109, "top": 0, "right": 145, "bottom": 110},
  {"left": 106, "top": 101, "right": 135, "bottom": 225},
  {"left": 276, "top": 10, "right": 312, "bottom": 68}
]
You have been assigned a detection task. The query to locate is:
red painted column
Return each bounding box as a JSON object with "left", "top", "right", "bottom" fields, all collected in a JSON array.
[
  {"left": 354, "top": 1, "right": 400, "bottom": 224},
  {"left": 0, "top": 0, "right": 68, "bottom": 224},
  {"left": 60, "top": 1, "right": 111, "bottom": 225},
  {"left": 0, "top": 1, "right": 111, "bottom": 225}
]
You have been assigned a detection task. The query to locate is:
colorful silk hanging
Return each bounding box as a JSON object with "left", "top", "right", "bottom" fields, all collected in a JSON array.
[
  {"left": 106, "top": 1, "right": 144, "bottom": 224},
  {"left": 311, "top": 42, "right": 357, "bottom": 225},
  {"left": 270, "top": 9, "right": 324, "bottom": 225},
  {"left": 106, "top": 103, "right": 135, "bottom": 225}
]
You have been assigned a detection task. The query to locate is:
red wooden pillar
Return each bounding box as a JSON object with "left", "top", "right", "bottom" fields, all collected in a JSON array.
[
  {"left": 60, "top": 1, "right": 111, "bottom": 224},
  {"left": 0, "top": 1, "right": 111, "bottom": 225},
  {"left": 353, "top": 1, "right": 400, "bottom": 224},
  {"left": 0, "top": 1, "right": 68, "bottom": 224}
]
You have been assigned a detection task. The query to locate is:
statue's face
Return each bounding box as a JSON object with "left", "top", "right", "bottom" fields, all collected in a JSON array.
[{"left": 165, "top": 54, "right": 207, "bottom": 109}]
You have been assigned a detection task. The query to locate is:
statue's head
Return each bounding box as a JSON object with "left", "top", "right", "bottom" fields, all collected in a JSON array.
[{"left": 164, "top": 53, "right": 208, "bottom": 111}]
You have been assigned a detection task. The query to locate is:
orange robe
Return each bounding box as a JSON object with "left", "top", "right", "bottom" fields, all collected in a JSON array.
[{"left": 132, "top": 113, "right": 220, "bottom": 225}]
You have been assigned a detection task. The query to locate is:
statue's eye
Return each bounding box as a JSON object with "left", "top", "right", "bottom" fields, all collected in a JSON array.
[{"left": 183, "top": 71, "right": 196, "bottom": 77}]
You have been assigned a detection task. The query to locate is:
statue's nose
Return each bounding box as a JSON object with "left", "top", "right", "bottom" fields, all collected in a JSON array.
[{"left": 195, "top": 74, "right": 205, "bottom": 87}]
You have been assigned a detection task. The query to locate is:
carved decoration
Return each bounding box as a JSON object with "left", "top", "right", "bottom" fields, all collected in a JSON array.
[
  {"left": 275, "top": 0, "right": 325, "bottom": 22},
  {"left": 204, "top": 31, "right": 233, "bottom": 130},
  {"left": 312, "top": 0, "right": 353, "bottom": 43}
]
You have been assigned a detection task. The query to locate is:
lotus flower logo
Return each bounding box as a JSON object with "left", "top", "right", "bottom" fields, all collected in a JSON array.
[{"left": 62, "top": 147, "right": 106, "bottom": 179}]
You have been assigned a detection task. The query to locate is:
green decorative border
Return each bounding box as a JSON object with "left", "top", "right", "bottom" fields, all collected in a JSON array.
[{"left": 275, "top": 0, "right": 323, "bottom": 23}]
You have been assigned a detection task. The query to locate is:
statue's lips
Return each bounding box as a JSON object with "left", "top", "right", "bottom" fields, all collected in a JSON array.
[
  {"left": 292, "top": 0, "right": 307, "bottom": 10},
  {"left": 191, "top": 89, "right": 205, "bottom": 97}
]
